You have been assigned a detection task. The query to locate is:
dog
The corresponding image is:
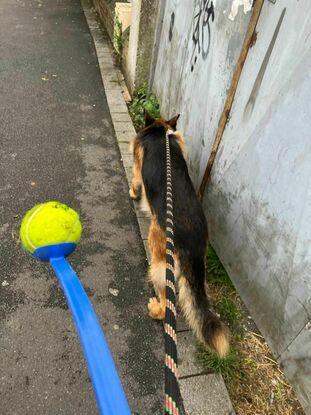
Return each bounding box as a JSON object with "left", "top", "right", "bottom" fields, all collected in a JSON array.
[{"left": 129, "top": 112, "right": 230, "bottom": 357}]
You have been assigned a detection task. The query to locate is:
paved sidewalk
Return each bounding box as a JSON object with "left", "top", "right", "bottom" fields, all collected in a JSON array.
[{"left": 0, "top": 1, "right": 163, "bottom": 414}]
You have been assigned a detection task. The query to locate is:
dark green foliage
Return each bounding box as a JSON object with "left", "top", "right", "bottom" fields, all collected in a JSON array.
[
  {"left": 206, "top": 245, "right": 234, "bottom": 288},
  {"left": 113, "top": 16, "right": 123, "bottom": 55},
  {"left": 128, "top": 83, "right": 161, "bottom": 130}
]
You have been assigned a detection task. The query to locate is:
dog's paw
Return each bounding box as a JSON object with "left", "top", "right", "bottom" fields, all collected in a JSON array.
[
  {"left": 129, "top": 187, "right": 139, "bottom": 200},
  {"left": 148, "top": 297, "right": 165, "bottom": 320},
  {"left": 129, "top": 187, "right": 136, "bottom": 199}
]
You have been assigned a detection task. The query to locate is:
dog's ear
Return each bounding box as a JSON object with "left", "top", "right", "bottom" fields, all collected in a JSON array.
[
  {"left": 144, "top": 110, "right": 155, "bottom": 127},
  {"left": 167, "top": 114, "right": 180, "bottom": 130}
]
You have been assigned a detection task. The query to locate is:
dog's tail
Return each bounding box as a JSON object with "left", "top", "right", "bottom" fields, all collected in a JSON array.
[{"left": 178, "top": 255, "right": 230, "bottom": 358}]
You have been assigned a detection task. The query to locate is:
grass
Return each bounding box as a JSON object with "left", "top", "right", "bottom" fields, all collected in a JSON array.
[
  {"left": 128, "top": 83, "right": 161, "bottom": 130},
  {"left": 197, "top": 244, "right": 304, "bottom": 415},
  {"left": 113, "top": 15, "right": 123, "bottom": 55},
  {"left": 197, "top": 346, "right": 241, "bottom": 382},
  {"left": 217, "top": 298, "right": 241, "bottom": 326},
  {"left": 206, "top": 245, "right": 234, "bottom": 288}
]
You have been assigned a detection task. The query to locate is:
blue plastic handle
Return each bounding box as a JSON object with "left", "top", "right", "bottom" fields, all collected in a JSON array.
[{"left": 50, "top": 256, "right": 131, "bottom": 415}]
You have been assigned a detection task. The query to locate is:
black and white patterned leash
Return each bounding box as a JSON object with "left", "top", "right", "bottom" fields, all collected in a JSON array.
[{"left": 164, "top": 130, "right": 186, "bottom": 415}]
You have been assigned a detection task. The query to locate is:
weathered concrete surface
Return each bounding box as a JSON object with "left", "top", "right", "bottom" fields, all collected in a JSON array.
[
  {"left": 151, "top": 0, "right": 251, "bottom": 187},
  {"left": 93, "top": 0, "right": 159, "bottom": 93},
  {"left": 280, "top": 325, "right": 311, "bottom": 414},
  {"left": 203, "top": 2, "right": 311, "bottom": 413},
  {"left": 179, "top": 375, "right": 235, "bottom": 415},
  {"left": 0, "top": 0, "right": 162, "bottom": 414},
  {"left": 93, "top": 0, "right": 116, "bottom": 40},
  {"left": 133, "top": 0, "right": 159, "bottom": 91}
]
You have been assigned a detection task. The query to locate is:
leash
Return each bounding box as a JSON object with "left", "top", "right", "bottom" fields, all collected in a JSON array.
[{"left": 164, "top": 131, "right": 186, "bottom": 415}]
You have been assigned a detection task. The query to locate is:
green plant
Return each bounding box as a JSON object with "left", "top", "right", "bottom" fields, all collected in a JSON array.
[
  {"left": 274, "top": 379, "right": 286, "bottom": 402},
  {"left": 113, "top": 15, "right": 123, "bottom": 55},
  {"left": 206, "top": 245, "right": 234, "bottom": 288},
  {"left": 197, "top": 346, "right": 241, "bottom": 382},
  {"left": 217, "top": 298, "right": 242, "bottom": 326},
  {"left": 128, "top": 83, "right": 161, "bottom": 130}
]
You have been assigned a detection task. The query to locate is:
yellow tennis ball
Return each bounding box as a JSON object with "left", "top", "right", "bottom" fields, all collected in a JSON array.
[{"left": 20, "top": 201, "right": 82, "bottom": 254}]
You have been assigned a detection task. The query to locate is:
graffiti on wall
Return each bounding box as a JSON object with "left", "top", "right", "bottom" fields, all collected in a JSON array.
[{"left": 190, "top": 0, "right": 215, "bottom": 71}]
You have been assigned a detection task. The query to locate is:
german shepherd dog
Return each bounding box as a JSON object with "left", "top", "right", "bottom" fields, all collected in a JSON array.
[{"left": 130, "top": 113, "right": 230, "bottom": 357}]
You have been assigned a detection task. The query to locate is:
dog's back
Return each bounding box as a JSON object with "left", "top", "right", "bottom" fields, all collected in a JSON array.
[{"left": 140, "top": 125, "right": 207, "bottom": 258}]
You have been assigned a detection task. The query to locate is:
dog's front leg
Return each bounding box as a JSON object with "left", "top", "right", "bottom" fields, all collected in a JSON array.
[
  {"left": 129, "top": 140, "right": 142, "bottom": 200},
  {"left": 129, "top": 159, "right": 142, "bottom": 200}
]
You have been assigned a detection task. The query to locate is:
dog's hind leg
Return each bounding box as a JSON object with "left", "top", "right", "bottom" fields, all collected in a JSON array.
[
  {"left": 148, "top": 261, "right": 166, "bottom": 319},
  {"left": 147, "top": 217, "right": 181, "bottom": 319}
]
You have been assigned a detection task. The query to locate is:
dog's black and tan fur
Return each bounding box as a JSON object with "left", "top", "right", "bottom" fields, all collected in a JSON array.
[{"left": 130, "top": 113, "right": 230, "bottom": 357}]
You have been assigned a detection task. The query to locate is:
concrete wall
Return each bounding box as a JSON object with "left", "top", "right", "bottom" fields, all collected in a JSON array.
[
  {"left": 204, "top": 2, "right": 311, "bottom": 412},
  {"left": 93, "top": 0, "right": 116, "bottom": 40},
  {"left": 151, "top": 0, "right": 251, "bottom": 187},
  {"left": 93, "top": 0, "right": 158, "bottom": 93},
  {"left": 132, "top": 0, "right": 158, "bottom": 89},
  {"left": 151, "top": 0, "right": 311, "bottom": 412}
]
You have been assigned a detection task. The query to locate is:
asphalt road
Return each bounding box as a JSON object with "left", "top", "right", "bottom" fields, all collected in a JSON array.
[{"left": 0, "top": 0, "right": 162, "bottom": 413}]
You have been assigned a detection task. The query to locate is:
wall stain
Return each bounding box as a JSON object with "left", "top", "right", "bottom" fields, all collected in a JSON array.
[
  {"left": 168, "top": 12, "right": 175, "bottom": 41},
  {"left": 244, "top": 8, "right": 286, "bottom": 120}
]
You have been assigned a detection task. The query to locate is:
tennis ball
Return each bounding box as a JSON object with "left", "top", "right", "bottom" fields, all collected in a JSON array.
[{"left": 20, "top": 201, "right": 82, "bottom": 254}]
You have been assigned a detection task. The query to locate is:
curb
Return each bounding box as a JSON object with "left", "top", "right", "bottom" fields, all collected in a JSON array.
[{"left": 82, "top": 1, "right": 236, "bottom": 414}]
